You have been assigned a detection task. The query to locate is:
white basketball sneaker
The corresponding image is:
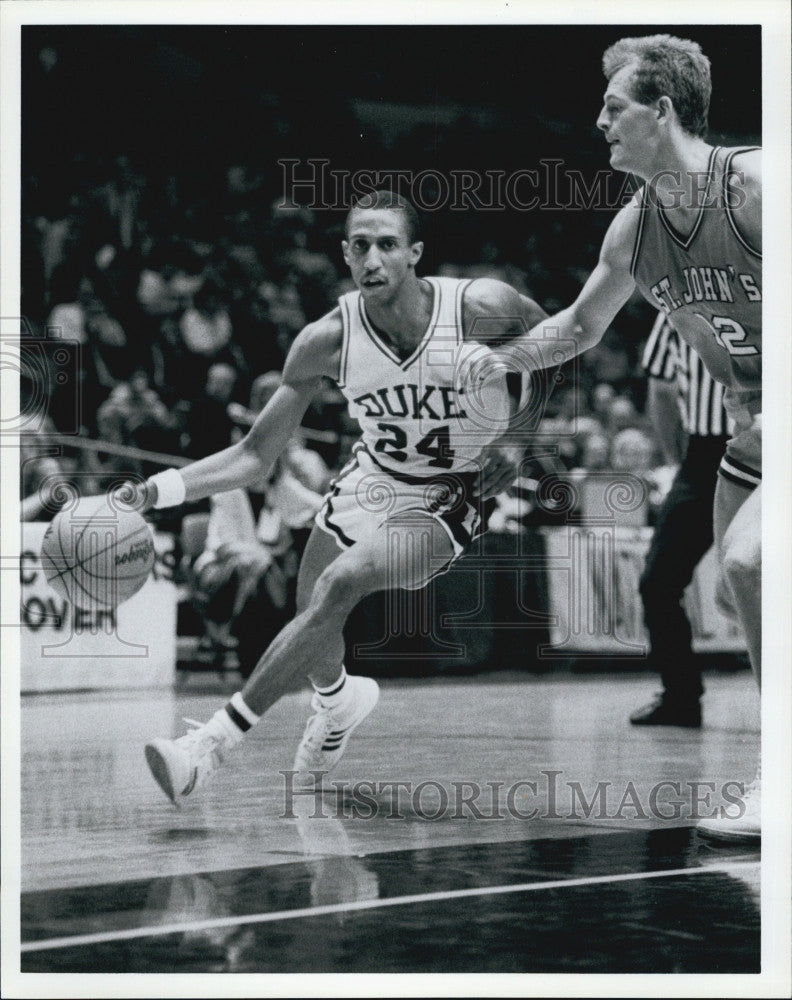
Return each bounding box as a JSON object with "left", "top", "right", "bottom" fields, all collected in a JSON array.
[
  {"left": 697, "top": 774, "right": 761, "bottom": 843},
  {"left": 145, "top": 716, "right": 229, "bottom": 807},
  {"left": 292, "top": 676, "right": 380, "bottom": 788}
]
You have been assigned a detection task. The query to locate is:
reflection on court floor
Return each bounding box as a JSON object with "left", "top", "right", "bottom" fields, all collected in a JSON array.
[{"left": 20, "top": 671, "right": 760, "bottom": 973}]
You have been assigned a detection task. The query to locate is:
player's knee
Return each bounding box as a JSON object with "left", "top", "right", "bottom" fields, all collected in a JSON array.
[
  {"left": 307, "top": 558, "right": 369, "bottom": 619},
  {"left": 721, "top": 523, "right": 760, "bottom": 589}
]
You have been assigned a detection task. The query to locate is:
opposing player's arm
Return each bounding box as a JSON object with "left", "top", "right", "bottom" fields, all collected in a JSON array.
[
  {"left": 728, "top": 148, "right": 761, "bottom": 254},
  {"left": 460, "top": 279, "right": 548, "bottom": 498},
  {"left": 142, "top": 311, "right": 343, "bottom": 510},
  {"left": 493, "top": 201, "right": 640, "bottom": 371}
]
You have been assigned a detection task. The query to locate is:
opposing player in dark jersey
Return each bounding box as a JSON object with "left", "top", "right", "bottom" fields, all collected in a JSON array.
[
  {"left": 498, "top": 34, "right": 761, "bottom": 841},
  {"left": 139, "top": 190, "right": 546, "bottom": 805}
]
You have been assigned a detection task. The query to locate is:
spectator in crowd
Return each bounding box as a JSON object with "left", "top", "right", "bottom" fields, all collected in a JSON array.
[
  {"left": 610, "top": 427, "right": 662, "bottom": 526},
  {"left": 20, "top": 414, "right": 67, "bottom": 522},
  {"left": 45, "top": 266, "right": 138, "bottom": 425},
  {"left": 606, "top": 395, "right": 643, "bottom": 436},
  {"left": 261, "top": 281, "right": 308, "bottom": 364},
  {"left": 610, "top": 427, "right": 656, "bottom": 474},
  {"left": 116, "top": 238, "right": 208, "bottom": 401},
  {"left": 583, "top": 328, "right": 633, "bottom": 387},
  {"left": 83, "top": 305, "right": 130, "bottom": 390},
  {"left": 188, "top": 489, "right": 292, "bottom": 672},
  {"left": 180, "top": 285, "right": 233, "bottom": 360},
  {"left": 269, "top": 201, "right": 339, "bottom": 321},
  {"left": 591, "top": 382, "right": 617, "bottom": 424},
  {"left": 96, "top": 367, "right": 180, "bottom": 477},
  {"left": 213, "top": 246, "right": 284, "bottom": 378},
  {"left": 185, "top": 363, "right": 240, "bottom": 459},
  {"left": 187, "top": 476, "right": 328, "bottom": 679},
  {"left": 537, "top": 383, "right": 580, "bottom": 468},
  {"left": 91, "top": 155, "right": 146, "bottom": 252},
  {"left": 577, "top": 431, "right": 611, "bottom": 474},
  {"left": 178, "top": 271, "right": 248, "bottom": 386},
  {"left": 566, "top": 423, "right": 662, "bottom": 528}
]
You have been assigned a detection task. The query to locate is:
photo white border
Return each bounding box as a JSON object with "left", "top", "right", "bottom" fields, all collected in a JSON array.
[{"left": 1, "top": 1, "right": 789, "bottom": 997}]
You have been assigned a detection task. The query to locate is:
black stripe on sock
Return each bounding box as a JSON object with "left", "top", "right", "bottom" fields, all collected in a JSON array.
[
  {"left": 225, "top": 703, "right": 252, "bottom": 732},
  {"left": 722, "top": 454, "right": 761, "bottom": 480},
  {"left": 317, "top": 675, "right": 347, "bottom": 698},
  {"left": 718, "top": 466, "right": 758, "bottom": 490}
]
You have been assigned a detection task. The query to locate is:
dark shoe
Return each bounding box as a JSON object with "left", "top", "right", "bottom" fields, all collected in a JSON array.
[{"left": 630, "top": 694, "right": 701, "bottom": 727}]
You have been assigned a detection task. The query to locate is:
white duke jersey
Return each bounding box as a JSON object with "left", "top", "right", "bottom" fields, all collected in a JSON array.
[
  {"left": 631, "top": 145, "right": 761, "bottom": 421},
  {"left": 336, "top": 276, "right": 511, "bottom": 477}
]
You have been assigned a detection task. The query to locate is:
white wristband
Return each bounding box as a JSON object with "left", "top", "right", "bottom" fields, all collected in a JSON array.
[{"left": 148, "top": 468, "right": 187, "bottom": 509}]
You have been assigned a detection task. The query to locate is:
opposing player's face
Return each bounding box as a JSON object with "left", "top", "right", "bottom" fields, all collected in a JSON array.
[
  {"left": 596, "top": 65, "right": 661, "bottom": 177},
  {"left": 342, "top": 209, "right": 423, "bottom": 301}
]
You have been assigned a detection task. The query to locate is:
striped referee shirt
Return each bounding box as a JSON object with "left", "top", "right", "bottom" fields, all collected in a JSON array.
[{"left": 642, "top": 313, "right": 728, "bottom": 438}]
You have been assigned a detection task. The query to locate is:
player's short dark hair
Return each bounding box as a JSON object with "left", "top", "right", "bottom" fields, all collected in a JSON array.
[
  {"left": 602, "top": 34, "right": 711, "bottom": 138},
  {"left": 345, "top": 190, "right": 423, "bottom": 243}
]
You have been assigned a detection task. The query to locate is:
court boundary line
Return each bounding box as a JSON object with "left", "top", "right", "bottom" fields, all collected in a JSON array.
[{"left": 21, "top": 859, "right": 758, "bottom": 954}]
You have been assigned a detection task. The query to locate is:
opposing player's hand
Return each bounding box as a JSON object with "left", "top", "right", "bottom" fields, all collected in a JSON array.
[{"left": 474, "top": 446, "right": 522, "bottom": 500}]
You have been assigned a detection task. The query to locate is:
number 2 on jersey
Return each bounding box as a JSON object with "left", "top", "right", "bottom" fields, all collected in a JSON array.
[{"left": 697, "top": 313, "right": 759, "bottom": 357}]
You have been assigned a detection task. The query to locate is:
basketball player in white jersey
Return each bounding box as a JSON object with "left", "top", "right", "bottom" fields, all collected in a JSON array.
[
  {"left": 497, "top": 35, "right": 761, "bottom": 841},
  {"left": 140, "top": 190, "right": 547, "bottom": 805}
]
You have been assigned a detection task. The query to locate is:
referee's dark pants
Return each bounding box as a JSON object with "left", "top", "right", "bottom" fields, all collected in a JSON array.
[{"left": 639, "top": 434, "right": 729, "bottom": 701}]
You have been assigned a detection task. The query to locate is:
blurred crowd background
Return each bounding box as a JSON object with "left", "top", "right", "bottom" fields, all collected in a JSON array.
[{"left": 18, "top": 25, "right": 760, "bottom": 669}]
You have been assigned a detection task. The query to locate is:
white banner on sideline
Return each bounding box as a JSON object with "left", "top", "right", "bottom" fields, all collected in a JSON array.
[
  {"left": 540, "top": 526, "right": 745, "bottom": 656},
  {"left": 20, "top": 523, "right": 178, "bottom": 692}
]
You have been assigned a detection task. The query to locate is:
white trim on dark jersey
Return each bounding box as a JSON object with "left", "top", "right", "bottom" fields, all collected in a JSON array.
[
  {"left": 642, "top": 313, "right": 727, "bottom": 438},
  {"left": 655, "top": 146, "right": 719, "bottom": 251},
  {"left": 723, "top": 146, "right": 762, "bottom": 258}
]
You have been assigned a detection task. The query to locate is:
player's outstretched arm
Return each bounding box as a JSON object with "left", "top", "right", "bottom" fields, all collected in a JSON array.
[
  {"left": 460, "top": 279, "right": 549, "bottom": 498},
  {"left": 132, "top": 311, "right": 343, "bottom": 512},
  {"left": 460, "top": 277, "right": 546, "bottom": 345},
  {"left": 495, "top": 200, "right": 641, "bottom": 373}
]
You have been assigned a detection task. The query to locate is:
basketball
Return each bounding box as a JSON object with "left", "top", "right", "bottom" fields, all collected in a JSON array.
[{"left": 40, "top": 494, "right": 155, "bottom": 610}]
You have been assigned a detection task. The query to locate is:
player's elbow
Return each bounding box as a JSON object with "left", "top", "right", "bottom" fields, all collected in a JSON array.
[
  {"left": 568, "top": 305, "right": 604, "bottom": 352},
  {"left": 237, "top": 435, "right": 271, "bottom": 484}
]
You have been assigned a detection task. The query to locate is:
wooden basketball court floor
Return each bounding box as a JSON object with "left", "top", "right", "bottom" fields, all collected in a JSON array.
[{"left": 16, "top": 670, "right": 763, "bottom": 977}]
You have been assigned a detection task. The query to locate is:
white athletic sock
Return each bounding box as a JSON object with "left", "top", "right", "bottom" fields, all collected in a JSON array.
[
  {"left": 217, "top": 692, "right": 261, "bottom": 747},
  {"left": 312, "top": 665, "right": 349, "bottom": 707}
]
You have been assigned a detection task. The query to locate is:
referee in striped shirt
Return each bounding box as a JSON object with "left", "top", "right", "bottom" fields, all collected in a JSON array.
[{"left": 630, "top": 313, "right": 730, "bottom": 727}]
